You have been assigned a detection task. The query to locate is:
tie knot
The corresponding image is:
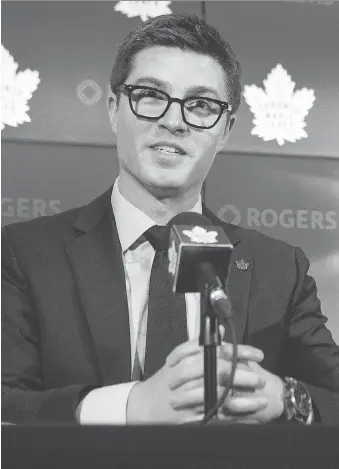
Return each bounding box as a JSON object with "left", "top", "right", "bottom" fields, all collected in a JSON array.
[{"left": 144, "top": 225, "right": 169, "bottom": 252}]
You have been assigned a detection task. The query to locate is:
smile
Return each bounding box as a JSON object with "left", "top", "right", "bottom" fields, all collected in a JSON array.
[
  {"left": 151, "top": 145, "right": 185, "bottom": 155},
  {"left": 150, "top": 147, "right": 185, "bottom": 167}
]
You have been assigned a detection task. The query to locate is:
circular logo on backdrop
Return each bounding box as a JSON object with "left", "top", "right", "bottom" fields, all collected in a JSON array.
[
  {"left": 76, "top": 79, "right": 102, "bottom": 105},
  {"left": 218, "top": 205, "right": 242, "bottom": 225}
]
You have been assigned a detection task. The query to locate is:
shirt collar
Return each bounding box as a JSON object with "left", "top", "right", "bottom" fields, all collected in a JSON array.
[{"left": 111, "top": 178, "right": 202, "bottom": 253}]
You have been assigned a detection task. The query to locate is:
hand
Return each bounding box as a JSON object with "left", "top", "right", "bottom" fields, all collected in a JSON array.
[
  {"left": 126, "top": 338, "right": 266, "bottom": 425},
  {"left": 127, "top": 339, "right": 202, "bottom": 425},
  {"left": 168, "top": 341, "right": 269, "bottom": 424},
  {"left": 221, "top": 360, "right": 285, "bottom": 424}
]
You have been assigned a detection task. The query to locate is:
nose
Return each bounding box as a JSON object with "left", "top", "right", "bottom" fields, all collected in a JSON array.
[{"left": 157, "top": 100, "right": 188, "bottom": 133}]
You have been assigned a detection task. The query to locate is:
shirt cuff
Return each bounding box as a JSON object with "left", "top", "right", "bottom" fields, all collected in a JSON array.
[{"left": 78, "top": 382, "right": 138, "bottom": 425}]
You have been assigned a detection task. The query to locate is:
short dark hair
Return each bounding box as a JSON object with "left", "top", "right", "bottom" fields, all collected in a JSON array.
[{"left": 110, "top": 13, "right": 242, "bottom": 113}]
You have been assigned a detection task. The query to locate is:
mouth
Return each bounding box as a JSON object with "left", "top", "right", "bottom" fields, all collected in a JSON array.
[{"left": 149, "top": 143, "right": 187, "bottom": 156}]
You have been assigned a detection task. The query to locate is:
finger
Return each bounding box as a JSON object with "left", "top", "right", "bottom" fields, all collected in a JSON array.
[
  {"left": 221, "top": 360, "right": 257, "bottom": 372},
  {"left": 220, "top": 343, "right": 264, "bottom": 362},
  {"left": 218, "top": 362, "right": 266, "bottom": 390},
  {"left": 230, "top": 389, "right": 259, "bottom": 397},
  {"left": 232, "top": 370, "right": 266, "bottom": 390},
  {"left": 224, "top": 396, "right": 268, "bottom": 415},
  {"left": 246, "top": 360, "right": 265, "bottom": 372},
  {"left": 171, "top": 377, "right": 204, "bottom": 392},
  {"left": 219, "top": 416, "right": 261, "bottom": 425},
  {"left": 180, "top": 413, "right": 204, "bottom": 425},
  {"left": 170, "top": 357, "right": 266, "bottom": 392},
  {"left": 170, "top": 355, "right": 249, "bottom": 390},
  {"left": 169, "top": 354, "right": 239, "bottom": 390},
  {"left": 170, "top": 385, "right": 225, "bottom": 411},
  {"left": 232, "top": 420, "right": 261, "bottom": 425},
  {"left": 166, "top": 339, "right": 202, "bottom": 367},
  {"left": 169, "top": 354, "right": 204, "bottom": 389}
]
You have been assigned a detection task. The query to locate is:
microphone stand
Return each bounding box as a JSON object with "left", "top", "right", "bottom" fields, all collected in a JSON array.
[{"left": 199, "top": 283, "right": 221, "bottom": 420}]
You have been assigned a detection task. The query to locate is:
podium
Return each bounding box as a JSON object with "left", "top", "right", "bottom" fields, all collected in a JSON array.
[{"left": 2, "top": 423, "right": 339, "bottom": 469}]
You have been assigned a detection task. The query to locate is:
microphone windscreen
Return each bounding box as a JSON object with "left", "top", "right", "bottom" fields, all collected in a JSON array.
[{"left": 168, "top": 212, "right": 233, "bottom": 293}]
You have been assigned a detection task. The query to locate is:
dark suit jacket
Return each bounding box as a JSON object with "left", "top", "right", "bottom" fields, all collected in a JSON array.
[{"left": 2, "top": 187, "right": 339, "bottom": 424}]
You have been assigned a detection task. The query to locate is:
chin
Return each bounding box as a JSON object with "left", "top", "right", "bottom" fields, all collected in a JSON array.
[{"left": 146, "top": 177, "right": 187, "bottom": 197}]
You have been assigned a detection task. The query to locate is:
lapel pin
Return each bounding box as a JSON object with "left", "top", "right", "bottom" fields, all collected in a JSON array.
[{"left": 235, "top": 259, "right": 249, "bottom": 271}]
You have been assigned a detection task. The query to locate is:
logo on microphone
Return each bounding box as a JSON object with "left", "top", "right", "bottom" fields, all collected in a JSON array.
[
  {"left": 182, "top": 226, "right": 218, "bottom": 244},
  {"left": 168, "top": 240, "right": 178, "bottom": 276}
]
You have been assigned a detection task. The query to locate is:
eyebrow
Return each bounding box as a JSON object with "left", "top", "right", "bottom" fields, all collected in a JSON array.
[{"left": 133, "top": 76, "right": 221, "bottom": 99}]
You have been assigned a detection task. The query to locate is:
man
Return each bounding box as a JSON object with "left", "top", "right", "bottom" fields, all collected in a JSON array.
[{"left": 2, "top": 13, "right": 339, "bottom": 426}]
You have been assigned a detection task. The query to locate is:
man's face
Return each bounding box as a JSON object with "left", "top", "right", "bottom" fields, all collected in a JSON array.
[{"left": 109, "top": 46, "right": 236, "bottom": 197}]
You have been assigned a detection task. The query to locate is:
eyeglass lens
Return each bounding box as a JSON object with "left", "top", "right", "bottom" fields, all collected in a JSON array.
[{"left": 130, "top": 88, "right": 222, "bottom": 128}]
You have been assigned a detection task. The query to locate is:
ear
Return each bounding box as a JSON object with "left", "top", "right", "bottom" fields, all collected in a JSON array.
[
  {"left": 107, "top": 90, "right": 118, "bottom": 135},
  {"left": 216, "top": 114, "right": 237, "bottom": 153}
]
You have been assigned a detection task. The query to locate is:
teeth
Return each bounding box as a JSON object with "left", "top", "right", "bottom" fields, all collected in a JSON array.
[{"left": 154, "top": 146, "right": 181, "bottom": 154}]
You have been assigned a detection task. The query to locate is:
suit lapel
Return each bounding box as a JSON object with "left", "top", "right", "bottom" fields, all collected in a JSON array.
[
  {"left": 203, "top": 206, "right": 253, "bottom": 345},
  {"left": 64, "top": 193, "right": 252, "bottom": 386},
  {"left": 65, "top": 188, "right": 131, "bottom": 385}
]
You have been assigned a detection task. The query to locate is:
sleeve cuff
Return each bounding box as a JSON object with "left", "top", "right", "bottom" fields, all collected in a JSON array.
[{"left": 78, "top": 382, "right": 138, "bottom": 425}]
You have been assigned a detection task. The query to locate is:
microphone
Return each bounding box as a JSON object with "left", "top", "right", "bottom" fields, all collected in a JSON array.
[{"left": 167, "top": 212, "right": 234, "bottom": 319}]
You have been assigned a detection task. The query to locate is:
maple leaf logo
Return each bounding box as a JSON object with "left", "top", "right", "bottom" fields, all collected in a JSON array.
[
  {"left": 243, "top": 64, "right": 315, "bottom": 146},
  {"left": 114, "top": 1, "right": 172, "bottom": 22},
  {"left": 168, "top": 240, "right": 177, "bottom": 276},
  {"left": 182, "top": 226, "right": 218, "bottom": 244},
  {"left": 1, "top": 45, "right": 40, "bottom": 130}
]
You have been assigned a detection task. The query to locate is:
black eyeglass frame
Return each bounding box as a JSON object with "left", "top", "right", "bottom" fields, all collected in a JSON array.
[{"left": 117, "top": 84, "right": 233, "bottom": 130}]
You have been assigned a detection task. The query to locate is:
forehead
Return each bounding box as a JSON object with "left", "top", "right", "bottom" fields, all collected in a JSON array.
[{"left": 127, "top": 46, "right": 228, "bottom": 99}]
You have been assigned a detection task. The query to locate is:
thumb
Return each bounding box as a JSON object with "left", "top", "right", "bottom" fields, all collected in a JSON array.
[{"left": 219, "top": 325, "right": 225, "bottom": 341}]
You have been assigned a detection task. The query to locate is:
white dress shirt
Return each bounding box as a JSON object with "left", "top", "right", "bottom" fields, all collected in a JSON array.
[{"left": 78, "top": 179, "right": 202, "bottom": 424}]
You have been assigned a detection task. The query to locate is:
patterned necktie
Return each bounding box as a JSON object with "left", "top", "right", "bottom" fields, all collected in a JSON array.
[{"left": 131, "top": 225, "right": 188, "bottom": 381}]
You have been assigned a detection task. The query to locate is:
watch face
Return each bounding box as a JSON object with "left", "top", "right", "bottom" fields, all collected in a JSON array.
[{"left": 294, "top": 381, "right": 312, "bottom": 417}]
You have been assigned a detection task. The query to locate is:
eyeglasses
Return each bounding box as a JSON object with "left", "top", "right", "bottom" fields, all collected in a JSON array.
[{"left": 117, "top": 84, "right": 232, "bottom": 130}]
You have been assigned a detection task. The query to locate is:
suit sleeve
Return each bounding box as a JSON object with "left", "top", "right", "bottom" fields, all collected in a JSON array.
[
  {"left": 1, "top": 226, "right": 97, "bottom": 423},
  {"left": 280, "top": 246, "right": 339, "bottom": 425}
]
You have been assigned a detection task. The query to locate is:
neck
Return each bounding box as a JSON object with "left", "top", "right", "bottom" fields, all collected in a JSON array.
[{"left": 117, "top": 173, "right": 202, "bottom": 225}]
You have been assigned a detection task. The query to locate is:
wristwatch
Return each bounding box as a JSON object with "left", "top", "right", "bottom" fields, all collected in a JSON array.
[{"left": 282, "top": 377, "right": 313, "bottom": 424}]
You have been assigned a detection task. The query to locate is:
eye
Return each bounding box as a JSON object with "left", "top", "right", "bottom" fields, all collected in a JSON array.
[
  {"left": 190, "top": 99, "right": 209, "bottom": 109},
  {"left": 132, "top": 88, "right": 166, "bottom": 101},
  {"left": 186, "top": 98, "right": 219, "bottom": 115}
]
